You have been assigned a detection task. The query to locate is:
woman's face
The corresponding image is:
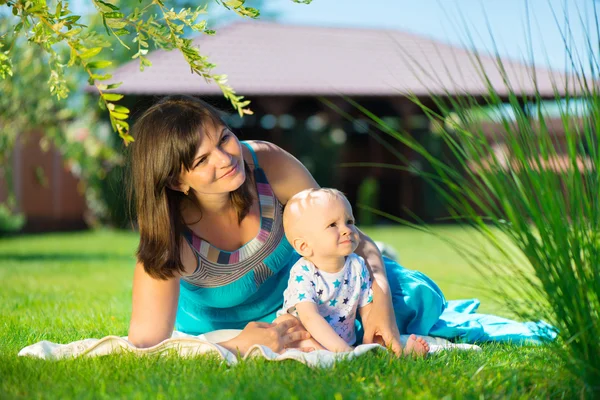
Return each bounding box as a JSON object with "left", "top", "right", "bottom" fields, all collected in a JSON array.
[{"left": 178, "top": 123, "right": 246, "bottom": 197}]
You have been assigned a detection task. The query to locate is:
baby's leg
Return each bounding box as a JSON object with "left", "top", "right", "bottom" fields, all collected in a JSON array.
[
  {"left": 403, "top": 334, "right": 430, "bottom": 358},
  {"left": 294, "top": 337, "right": 327, "bottom": 351},
  {"left": 273, "top": 314, "right": 326, "bottom": 351}
]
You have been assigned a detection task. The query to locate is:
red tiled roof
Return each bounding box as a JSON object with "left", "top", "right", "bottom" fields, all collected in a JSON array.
[{"left": 107, "top": 21, "right": 576, "bottom": 97}]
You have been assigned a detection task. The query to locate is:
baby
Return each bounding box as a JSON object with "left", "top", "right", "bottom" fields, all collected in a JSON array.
[{"left": 278, "top": 188, "right": 429, "bottom": 355}]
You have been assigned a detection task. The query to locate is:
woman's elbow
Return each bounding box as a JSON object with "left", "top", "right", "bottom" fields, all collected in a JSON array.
[{"left": 127, "top": 325, "right": 169, "bottom": 348}]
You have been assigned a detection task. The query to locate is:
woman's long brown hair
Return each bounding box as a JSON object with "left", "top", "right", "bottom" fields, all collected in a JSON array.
[{"left": 128, "top": 95, "right": 254, "bottom": 280}]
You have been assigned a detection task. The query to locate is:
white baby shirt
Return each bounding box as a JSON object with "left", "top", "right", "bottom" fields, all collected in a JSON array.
[{"left": 277, "top": 253, "right": 373, "bottom": 345}]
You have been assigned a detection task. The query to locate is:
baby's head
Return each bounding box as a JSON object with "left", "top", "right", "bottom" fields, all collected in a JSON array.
[{"left": 283, "top": 188, "right": 360, "bottom": 260}]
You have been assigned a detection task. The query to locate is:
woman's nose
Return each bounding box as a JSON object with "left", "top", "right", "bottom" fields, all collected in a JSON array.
[{"left": 215, "top": 148, "right": 232, "bottom": 166}]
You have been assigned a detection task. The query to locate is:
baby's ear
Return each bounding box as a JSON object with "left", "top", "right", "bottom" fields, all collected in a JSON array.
[{"left": 293, "top": 238, "right": 312, "bottom": 257}]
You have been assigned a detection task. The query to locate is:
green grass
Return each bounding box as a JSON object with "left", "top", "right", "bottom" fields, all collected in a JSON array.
[{"left": 0, "top": 228, "right": 580, "bottom": 399}]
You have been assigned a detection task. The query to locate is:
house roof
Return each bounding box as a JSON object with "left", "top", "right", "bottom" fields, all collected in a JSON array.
[{"left": 107, "top": 21, "right": 575, "bottom": 97}]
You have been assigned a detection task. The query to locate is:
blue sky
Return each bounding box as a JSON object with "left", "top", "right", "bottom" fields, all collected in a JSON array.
[{"left": 245, "top": 0, "right": 595, "bottom": 73}]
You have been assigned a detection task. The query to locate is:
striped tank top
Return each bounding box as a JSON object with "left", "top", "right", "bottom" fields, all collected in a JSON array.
[{"left": 175, "top": 141, "right": 300, "bottom": 334}]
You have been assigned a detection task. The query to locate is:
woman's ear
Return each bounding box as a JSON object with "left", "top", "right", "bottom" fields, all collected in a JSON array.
[
  {"left": 167, "top": 178, "right": 189, "bottom": 195},
  {"left": 293, "top": 238, "right": 312, "bottom": 257}
]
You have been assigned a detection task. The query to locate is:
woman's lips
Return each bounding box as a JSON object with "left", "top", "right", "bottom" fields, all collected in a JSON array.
[{"left": 220, "top": 162, "right": 238, "bottom": 179}]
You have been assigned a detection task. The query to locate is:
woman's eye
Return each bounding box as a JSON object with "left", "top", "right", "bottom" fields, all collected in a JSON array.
[
  {"left": 347, "top": 219, "right": 354, "bottom": 225},
  {"left": 194, "top": 157, "right": 207, "bottom": 168},
  {"left": 220, "top": 134, "right": 230, "bottom": 144}
]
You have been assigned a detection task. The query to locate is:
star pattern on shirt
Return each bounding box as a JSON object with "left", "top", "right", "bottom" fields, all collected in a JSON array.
[{"left": 282, "top": 255, "right": 369, "bottom": 346}]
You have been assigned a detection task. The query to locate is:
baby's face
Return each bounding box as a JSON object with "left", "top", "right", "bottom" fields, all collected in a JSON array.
[{"left": 297, "top": 195, "right": 360, "bottom": 258}]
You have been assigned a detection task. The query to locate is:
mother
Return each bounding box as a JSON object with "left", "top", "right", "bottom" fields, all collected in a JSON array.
[{"left": 128, "top": 95, "right": 444, "bottom": 355}]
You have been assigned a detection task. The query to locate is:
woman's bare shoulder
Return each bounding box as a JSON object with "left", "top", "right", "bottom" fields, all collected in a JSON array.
[{"left": 242, "top": 140, "right": 318, "bottom": 205}]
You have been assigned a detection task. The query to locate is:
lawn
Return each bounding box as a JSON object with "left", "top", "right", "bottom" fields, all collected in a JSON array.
[{"left": 0, "top": 227, "right": 579, "bottom": 399}]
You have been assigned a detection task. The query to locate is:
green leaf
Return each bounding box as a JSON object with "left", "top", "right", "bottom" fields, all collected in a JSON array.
[
  {"left": 103, "top": 93, "right": 124, "bottom": 101},
  {"left": 79, "top": 47, "right": 103, "bottom": 59},
  {"left": 64, "top": 28, "right": 82, "bottom": 37},
  {"left": 115, "top": 119, "right": 129, "bottom": 130},
  {"left": 91, "top": 73, "right": 113, "bottom": 81},
  {"left": 96, "top": 0, "right": 119, "bottom": 11},
  {"left": 113, "top": 105, "right": 129, "bottom": 114},
  {"left": 107, "top": 82, "right": 122, "bottom": 90},
  {"left": 64, "top": 15, "right": 81, "bottom": 24},
  {"left": 121, "top": 133, "right": 135, "bottom": 144},
  {"left": 87, "top": 60, "right": 113, "bottom": 69},
  {"left": 106, "top": 19, "right": 128, "bottom": 29},
  {"left": 111, "top": 112, "right": 128, "bottom": 120},
  {"left": 224, "top": 0, "right": 244, "bottom": 8},
  {"left": 114, "top": 29, "right": 130, "bottom": 36},
  {"left": 103, "top": 12, "right": 124, "bottom": 18}
]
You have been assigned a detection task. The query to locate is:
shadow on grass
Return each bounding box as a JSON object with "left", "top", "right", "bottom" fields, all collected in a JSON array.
[{"left": 0, "top": 253, "right": 135, "bottom": 262}]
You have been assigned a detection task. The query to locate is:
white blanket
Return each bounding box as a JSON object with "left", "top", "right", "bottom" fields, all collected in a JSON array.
[{"left": 18, "top": 330, "right": 481, "bottom": 368}]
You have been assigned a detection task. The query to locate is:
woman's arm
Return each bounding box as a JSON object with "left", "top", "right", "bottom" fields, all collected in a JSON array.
[
  {"left": 295, "top": 302, "right": 353, "bottom": 352},
  {"left": 246, "top": 141, "right": 319, "bottom": 204},
  {"left": 128, "top": 261, "right": 180, "bottom": 348},
  {"left": 129, "top": 260, "right": 312, "bottom": 353},
  {"left": 354, "top": 230, "right": 402, "bottom": 355},
  {"left": 355, "top": 229, "right": 390, "bottom": 295},
  {"left": 358, "top": 302, "right": 373, "bottom": 324}
]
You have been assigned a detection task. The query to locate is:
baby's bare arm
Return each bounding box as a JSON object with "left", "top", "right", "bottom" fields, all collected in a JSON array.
[{"left": 295, "top": 302, "right": 353, "bottom": 352}]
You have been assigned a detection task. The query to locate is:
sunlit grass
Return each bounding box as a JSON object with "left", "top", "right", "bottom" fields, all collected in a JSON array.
[{"left": 0, "top": 229, "right": 579, "bottom": 398}]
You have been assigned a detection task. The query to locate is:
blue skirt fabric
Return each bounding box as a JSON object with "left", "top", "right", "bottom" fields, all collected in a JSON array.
[
  {"left": 176, "top": 255, "right": 555, "bottom": 344},
  {"left": 373, "top": 258, "right": 555, "bottom": 344}
]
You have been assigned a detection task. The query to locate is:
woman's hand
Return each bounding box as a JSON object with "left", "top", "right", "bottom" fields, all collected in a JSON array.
[
  {"left": 362, "top": 298, "right": 402, "bottom": 356},
  {"left": 219, "top": 317, "right": 312, "bottom": 356}
]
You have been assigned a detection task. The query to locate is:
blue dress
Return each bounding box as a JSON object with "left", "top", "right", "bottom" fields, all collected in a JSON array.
[{"left": 176, "top": 142, "right": 554, "bottom": 344}]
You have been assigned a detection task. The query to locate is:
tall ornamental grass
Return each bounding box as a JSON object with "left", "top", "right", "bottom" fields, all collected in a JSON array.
[{"left": 330, "top": 4, "right": 600, "bottom": 396}]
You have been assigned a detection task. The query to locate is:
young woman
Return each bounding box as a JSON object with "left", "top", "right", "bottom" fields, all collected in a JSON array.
[{"left": 127, "top": 95, "right": 442, "bottom": 355}]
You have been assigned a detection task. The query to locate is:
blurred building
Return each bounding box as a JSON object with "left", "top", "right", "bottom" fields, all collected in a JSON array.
[
  {"left": 0, "top": 131, "right": 87, "bottom": 232},
  {"left": 4, "top": 21, "right": 575, "bottom": 231},
  {"left": 111, "top": 22, "right": 571, "bottom": 222}
]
